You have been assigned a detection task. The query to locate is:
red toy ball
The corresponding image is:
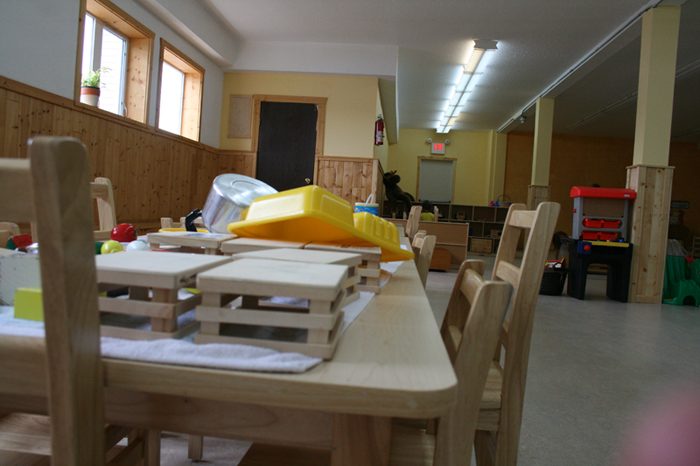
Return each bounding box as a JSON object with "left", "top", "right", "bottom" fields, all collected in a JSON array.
[{"left": 111, "top": 223, "right": 137, "bottom": 243}]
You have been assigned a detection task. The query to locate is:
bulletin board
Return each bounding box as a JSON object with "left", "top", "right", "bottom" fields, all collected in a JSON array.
[
  {"left": 227, "top": 95, "right": 252, "bottom": 138},
  {"left": 417, "top": 157, "right": 456, "bottom": 203}
]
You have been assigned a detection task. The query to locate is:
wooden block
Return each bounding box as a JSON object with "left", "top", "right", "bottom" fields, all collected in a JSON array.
[
  {"left": 194, "top": 311, "right": 344, "bottom": 360},
  {"left": 232, "top": 248, "right": 362, "bottom": 307},
  {"left": 96, "top": 251, "right": 231, "bottom": 289},
  {"left": 95, "top": 251, "right": 230, "bottom": 339},
  {"left": 194, "top": 258, "right": 348, "bottom": 359},
  {"left": 304, "top": 243, "right": 382, "bottom": 263},
  {"left": 221, "top": 237, "right": 307, "bottom": 255},
  {"left": 146, "top": 231, "right": 235, "bottom": 254},
  {"left": 197, "top": 259, "right": 348, "bottom": 302}
]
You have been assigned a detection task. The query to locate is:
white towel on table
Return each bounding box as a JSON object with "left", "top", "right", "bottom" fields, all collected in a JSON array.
[{"left": 101, "top": 337, "right": 321, "bottom": 373}]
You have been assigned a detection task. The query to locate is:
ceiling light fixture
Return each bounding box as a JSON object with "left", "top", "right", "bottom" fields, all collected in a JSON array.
[{"left": 436, "top": 39, "right": 498, "bottom": 134}]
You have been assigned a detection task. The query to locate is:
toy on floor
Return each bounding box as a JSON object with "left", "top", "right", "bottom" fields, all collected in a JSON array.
[{"left": 663, "top": 256, "right": 700, "bottom": 306}]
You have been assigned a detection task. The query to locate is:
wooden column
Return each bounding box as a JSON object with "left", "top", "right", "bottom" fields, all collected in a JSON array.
[
  {"left": 627, "top": 165, "right": 674, "bottom": 303},
  {"left": 527, "top": 185, "right": 551, "bottom": 209},
  {"left": 626, "top": 6, "right": 680, "bottom": 304},
  {"left": 487, "top": 130, "right": 508, "bottom": 203},
  {"left": 528, "top": 98, "right": 554, "bottom": 208}
]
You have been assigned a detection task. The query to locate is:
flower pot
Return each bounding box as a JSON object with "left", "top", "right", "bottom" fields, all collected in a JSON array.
[{"left": 80, "top": 86, "right": 100, "bottom": 106}]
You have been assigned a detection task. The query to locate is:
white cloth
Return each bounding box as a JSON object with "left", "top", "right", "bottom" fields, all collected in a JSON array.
[{"left": 0, "top": 290, "right": 375, "bottom": 374}]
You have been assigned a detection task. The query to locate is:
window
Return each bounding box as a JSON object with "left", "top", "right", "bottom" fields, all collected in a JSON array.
[
  {"left": 82, "top": 13, "right": 128, "bottom": 115},
  {"left": 157, "top": 40, "right": 204, "bottom": 141},
  {"left": 77, "top": 0, "right": 154, "bottom": 124}
]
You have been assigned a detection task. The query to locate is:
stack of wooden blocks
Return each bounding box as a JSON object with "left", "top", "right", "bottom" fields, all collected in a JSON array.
[
  {"left": 195, "top": 257, "right": 351, "bottom": 359},
  {"left": 95, "top": 251, "right": 232, "bottom": 340}
]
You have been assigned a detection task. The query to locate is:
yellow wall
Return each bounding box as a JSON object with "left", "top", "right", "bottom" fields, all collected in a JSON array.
[
  {"left": 219, "top": 72, "right": 378, "bottom": 158},
  {"left": 373, "top": 87, "right": 389, "bottom": 169},
  {"left": 387, "top": 129, "right": 490, "bottom": 205}
]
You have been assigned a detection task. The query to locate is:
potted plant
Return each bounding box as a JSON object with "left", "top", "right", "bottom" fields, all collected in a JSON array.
[{"left": 80, "top": 67, "right": 109, "bottom": 106}]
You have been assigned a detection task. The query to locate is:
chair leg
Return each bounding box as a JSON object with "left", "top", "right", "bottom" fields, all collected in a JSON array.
[
  {"left": 492, "top": 424, "right": 521, "bottom": 466},
  {"left": 474, "top": 430, "right": 495, "bottom": 466},
  {"left": 188, "top": 435, "right": 204, "bottom": 461},
  {"left": 146, "top": 430, "right": 162, "bottom": 466}
]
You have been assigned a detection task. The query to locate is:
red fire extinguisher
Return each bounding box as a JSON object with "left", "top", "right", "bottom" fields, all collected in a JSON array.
[{"left": 375, "top": 115, "right": 384, "bottom": 146}]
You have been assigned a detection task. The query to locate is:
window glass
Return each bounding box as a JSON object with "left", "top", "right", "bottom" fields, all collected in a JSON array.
[
  {"left": 99, "top": 29, "right": 127, "bottom": 115},
  {"left": 82, "top": 14, "right": 95, "bottom": 75},
  {"left": 158, "top": 62, "right": 185, "bottom": 135}
]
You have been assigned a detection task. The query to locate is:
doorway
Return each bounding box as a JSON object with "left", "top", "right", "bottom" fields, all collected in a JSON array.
[{"left": 252, "top": 95, "right": 327, "bottom": 192}]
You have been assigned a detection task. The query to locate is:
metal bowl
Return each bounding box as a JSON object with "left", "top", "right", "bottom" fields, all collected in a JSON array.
[{"left": 201, "top": 174, "right": 277, "bottom": 233}]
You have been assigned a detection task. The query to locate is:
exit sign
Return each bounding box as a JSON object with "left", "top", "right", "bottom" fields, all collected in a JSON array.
[{"left": 431, "top": 142, "right": 445, "bottom": 155}]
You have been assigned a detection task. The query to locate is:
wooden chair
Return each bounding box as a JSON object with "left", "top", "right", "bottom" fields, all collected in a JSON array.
[
  {"left": 0, "top": 137, "right": 151, "bottom": 465},
  {"left": 414, "top": 234, "right": 437, "bottom": 288},
  {"left": 236, "top": 259, "right": 513, "bottom": 466},
  {"left": 406, "top": 205, "right": 422, "bottom": 242},
  {"left": 92, "top": 176, "right": 117, "bottom": 240},
  {"left": 471, "top": 202, "right": 560, "bottom": 466}
]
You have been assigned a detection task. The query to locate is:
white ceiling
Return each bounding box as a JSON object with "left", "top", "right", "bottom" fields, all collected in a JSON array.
[{"left": 191, "top": 0, "right": 700, "bottom": 143}]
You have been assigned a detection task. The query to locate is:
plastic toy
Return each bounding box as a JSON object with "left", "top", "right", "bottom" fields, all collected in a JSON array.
[
  {"left": 111, "top": 223, "right": 137, "bottom": 242},
  {"left": 14, "top": 287, "right": 43, "bottom": 321},
  {"left": 101, "top": 240, "right": 124, "bottom": 254},
  {"left": 126, "top": 239, "right": 149, "bottom": 251}
]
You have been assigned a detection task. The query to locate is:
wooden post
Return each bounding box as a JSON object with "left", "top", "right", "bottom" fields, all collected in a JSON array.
[
  {"left": 626, "top": 165, "right": 674, "bottom": 303},
  {"left": 626, "top": 6, "right": 680, "bottom": 304},
  {"left": 527, "top": 185, "right": 550, "bottom": 209},
  {"left": 529, "top": 98, "right": 554, "bottom": 210}
]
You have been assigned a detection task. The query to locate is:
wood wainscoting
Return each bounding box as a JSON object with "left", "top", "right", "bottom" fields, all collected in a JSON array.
[
  {"left": 0, "top": 76, "right": 385, "bottom": 230},
  {"left": 316, "top": 156, "right": 384, "bottom": 214}
]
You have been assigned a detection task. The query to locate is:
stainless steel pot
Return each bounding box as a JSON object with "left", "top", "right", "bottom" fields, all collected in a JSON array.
[{"left": 202, "top": 174, "right": 277, "bottom": 233}]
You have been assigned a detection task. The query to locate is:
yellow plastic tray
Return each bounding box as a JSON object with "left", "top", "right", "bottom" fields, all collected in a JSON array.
[{"left": 227, "top": 186, "right": 413, "bottom": 262}]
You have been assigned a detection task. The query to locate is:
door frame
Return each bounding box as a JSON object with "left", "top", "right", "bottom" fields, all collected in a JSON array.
[{"left": 252, "top": 95, "right": 327, "bottom": 185}]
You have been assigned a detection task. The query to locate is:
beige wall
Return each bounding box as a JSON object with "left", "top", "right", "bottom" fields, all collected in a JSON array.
[
  {"left": 387, "top": 129, "right": 491, "bottom": 205},
  {"left": 219, "top": 72, "right": 379, "bottom": 158}
]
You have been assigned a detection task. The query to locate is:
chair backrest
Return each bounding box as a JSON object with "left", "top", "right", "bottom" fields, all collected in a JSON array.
[
  {"left": 0, "top": 137, "right": 105, "bottom": 465},
  {"left": 411, "top": 230, "right": 427, "bottom": 262},
  {"left": 488, "top": 202, "right": 560, "bottom": 453},
  {"left": 92, "top": 176, "right": 117, "bottom": 240},
  {"left": 406, "top": 205, "right": 422, "bottom": 241},
  {"left": 435, "top": 260, "right": 513, "bottom": 466},
  {"left": 414, "top": 234, "right": 437, "bottom": 288}
]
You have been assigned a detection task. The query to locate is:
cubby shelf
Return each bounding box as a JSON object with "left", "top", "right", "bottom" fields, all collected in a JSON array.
[{"left": 384, "top": 201, "right": 510, "bottom": 257}]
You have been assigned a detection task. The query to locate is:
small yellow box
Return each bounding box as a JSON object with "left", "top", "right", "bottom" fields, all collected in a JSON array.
[{"left": 14, "top": 287, "right": 44, "bottom": 321}]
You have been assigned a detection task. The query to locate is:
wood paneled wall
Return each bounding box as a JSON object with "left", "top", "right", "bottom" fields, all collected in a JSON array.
[
  {"left": 316, "top": 156, "right": 384, "bottom": 211},
  {"left": 0, "top": 76, "right": 247, "bottom": 231},
  {"left": 1, "top": 76, "right": 385, "bottom": 232}
]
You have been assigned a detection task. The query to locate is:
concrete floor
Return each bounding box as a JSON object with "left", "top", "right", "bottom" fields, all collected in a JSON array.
[{"left": 159, "top": 257, "right": 700, "bottom": 465}]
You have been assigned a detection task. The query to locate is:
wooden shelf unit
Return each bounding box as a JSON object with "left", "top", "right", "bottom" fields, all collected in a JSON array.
[{"left": 385, "top": 202, "right": 509, "bottom": 256}]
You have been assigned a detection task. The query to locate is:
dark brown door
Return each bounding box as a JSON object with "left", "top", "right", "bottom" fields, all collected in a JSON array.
[{"left": 256, "top": 101, "right": 317, "bottom": 192}]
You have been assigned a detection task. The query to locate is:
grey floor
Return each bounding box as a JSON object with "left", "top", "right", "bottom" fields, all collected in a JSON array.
[{"left": 160, "top": 256, "right": 700, "bottom": 465}]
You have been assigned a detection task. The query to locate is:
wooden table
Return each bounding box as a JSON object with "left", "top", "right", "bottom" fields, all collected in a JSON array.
[{"left": 0, "top": 247, "right": 457, "bottom": 466}]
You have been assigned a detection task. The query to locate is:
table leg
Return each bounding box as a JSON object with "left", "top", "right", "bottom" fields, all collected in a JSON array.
[
  {"left": 188, "top": 434, "right": 204, "bottom": 461},
  {"left": 331, "top": 414, "right": 391, "bottom": 466}
]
